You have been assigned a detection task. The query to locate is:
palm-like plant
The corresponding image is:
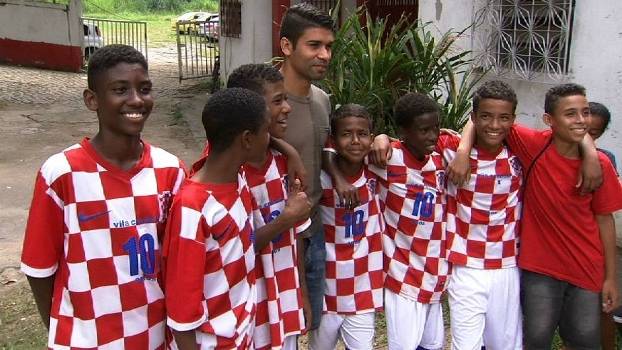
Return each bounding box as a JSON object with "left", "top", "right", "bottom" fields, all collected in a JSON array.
[{"left": 320, "top": 6, "right": 485, "bottom": 134}]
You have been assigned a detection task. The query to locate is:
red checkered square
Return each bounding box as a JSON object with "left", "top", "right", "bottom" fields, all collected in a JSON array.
[
  {"left": 369, "top": 140, "right": 450, "bottom": 304},
  {"left": 443, "top": 141, "right": 522, "bottom": 269},
  {"left": 164, "top": 173, "right": 256, "bottom": 347},
  {"left": 245, "top": 150, "right": 307, "bottom": 349},
  {"left": 21, "top": 138, "right": 185, "bottom": 349},
  {"left": 319, "top": 168, "right": 385, "bottom": 314}
]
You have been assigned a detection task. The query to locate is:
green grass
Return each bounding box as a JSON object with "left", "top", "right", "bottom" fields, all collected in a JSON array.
[{"left": 83, "top": 0, "right": 219, "bottom": 47}]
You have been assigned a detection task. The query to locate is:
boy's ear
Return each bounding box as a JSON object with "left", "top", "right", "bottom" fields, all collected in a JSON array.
[
  {"left": 470, "top": 111, "right": 477, "bottom": 122},
  {"left": 240, "top": 130, "right": 253, "bottom": 151},
  {"left": 542, "top": 113, "right": 553, "bottom": 127},
  {"left": 83, "top": 89, "right": 98, "bottom": 112},
  {"left": 280, "top": 37, "right": 293, "bottom": 57}
]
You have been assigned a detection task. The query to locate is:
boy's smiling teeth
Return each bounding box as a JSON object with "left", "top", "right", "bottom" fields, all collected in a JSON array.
[{"left": 124, "top": 113, "right": 143, "bottom": 119}]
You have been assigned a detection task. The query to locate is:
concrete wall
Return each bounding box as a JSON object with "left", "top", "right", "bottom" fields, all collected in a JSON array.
[
  {"left": 0, "top": 0, "right": 83, "bottom": 71},
  {"left": 219, "top": 0, "right": 273, "bottom": 80}
]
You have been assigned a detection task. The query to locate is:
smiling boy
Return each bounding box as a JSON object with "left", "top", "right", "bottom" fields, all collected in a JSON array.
[{"left": 21, "top": 45, "right": 185, "bottom": 349}]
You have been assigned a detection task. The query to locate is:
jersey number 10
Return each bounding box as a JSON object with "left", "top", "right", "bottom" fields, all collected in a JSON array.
[{"left": 123, "top": 234, "right": 156, "bottom": 276}]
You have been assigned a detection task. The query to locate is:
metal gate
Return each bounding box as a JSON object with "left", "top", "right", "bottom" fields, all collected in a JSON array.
[
  {"left": 175, "top": 19, "right": 219, "bottom": 83},
  {"left": 81, "top": 17, "right": 148, "bottom": 63}
]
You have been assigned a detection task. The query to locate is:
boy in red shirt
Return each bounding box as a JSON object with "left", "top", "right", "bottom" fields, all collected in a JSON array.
[
  {"left": 21, "top": 45, "right": 186, "bottom": 349},
  {"left": 309, "top": 104, "right": 384, "bottom": 349},
  {"left": 227, "top": 63, "right": 312, "bottom": 349},
  {"left": 454, "top": 83, "right": 622, "bottom": 349}
]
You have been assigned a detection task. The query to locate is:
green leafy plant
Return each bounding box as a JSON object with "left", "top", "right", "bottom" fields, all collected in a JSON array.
[{"left": 320, "top": 6, "right": 485, "bottom": 135}]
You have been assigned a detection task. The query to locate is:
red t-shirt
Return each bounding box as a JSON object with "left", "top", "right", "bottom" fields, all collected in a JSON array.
[{"left": 507, "top": 124, "right": 622, "bottom": 292}]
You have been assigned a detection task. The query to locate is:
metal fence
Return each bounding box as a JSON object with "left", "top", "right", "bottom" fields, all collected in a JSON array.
[
  {"left": 81, "top": 17, "right": 148, "bottom": 63},
  {"left": 175, "top": 20, "right": 219, "bottom": 82}
]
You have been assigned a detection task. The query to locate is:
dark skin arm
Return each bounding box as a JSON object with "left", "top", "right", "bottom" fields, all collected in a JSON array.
[
  {"left": 324, "top": 134, "right": 393, "bottom": 210},
  {"left": 296, "top": 236, "right": 312, "bottom": 329},
  {"left": 27, "top": 275, "right": 55, "bottom": 330},
  {"left": 270, "top": 137, "right": 307, "bottom": 192},
  {"left": 172, "top": 330, "right": 197, "bottom": 350},
  {"left": 254, "top": 179, "right": 311, "bottom": 251},
  {"left": 446, "top": 120, "right": 602, "bottom": 192}
]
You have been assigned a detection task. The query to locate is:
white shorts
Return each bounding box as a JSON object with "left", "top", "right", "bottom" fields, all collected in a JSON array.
[
  {"left": 308, "top": 312, "right": 375, "bottom": 350},
  {"left": 448, "top": 265, "right": 522, "bottom": 350},
  {"left": 385, "top": 289, "right": 444, "bottom": 350}
]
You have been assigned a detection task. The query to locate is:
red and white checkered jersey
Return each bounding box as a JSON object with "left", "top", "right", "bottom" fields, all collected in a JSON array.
[
  {"left": 20, "top": 138, "right": 185, "bottom": 349},
  {"left": 369, "top": 139, "right": 450, "bottom": 304},
  {"left": 245, "top": 149, "right": 310, "bottom": 349},
  {"left": 163, "top": 172, "right": 256, "bottom": 349},
  {"left": 319, "top": 168, "right": 384, "bottom": 314},
  {"left": 443, "top": 138, "right": 523, "bottom": 269}
]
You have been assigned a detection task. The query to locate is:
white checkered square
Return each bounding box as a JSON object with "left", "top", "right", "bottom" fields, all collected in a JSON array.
[
  {"left": 92, "top": 286, "right": 122, "bottom": 317},
  {"left": 131, "top": 168, "right": 158, "bottom": 196},
  {"left": 73, "top": 171, "right": 106, "bottom": 202}
]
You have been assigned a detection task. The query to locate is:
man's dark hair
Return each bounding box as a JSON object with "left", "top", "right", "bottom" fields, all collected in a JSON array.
[
  {"left": 589, "top": 101, "right": 611, "bottom": 130},
  {"left": 393, "top": 92, "right": 440, "bottom": 129},
  {"left": 331, "top": 103, "right": 372, "bottom": 135},
  {"left": 202, "top": 88, "right": 266, "bottom": 153},
  {"left": 280, "top": 3, "right": 334, "bottom": 48},
  {"left": 226, "top": 63, "right": 283, "bottom": 95},
  {"left": 473, "top": 80, "right": 518, "bottom": 113},
  {"left": 544, "top": 83, "right": 586, "bottom": 114},
  {"left": 87, "top": 44, "right": 148, "bottom": 91}
]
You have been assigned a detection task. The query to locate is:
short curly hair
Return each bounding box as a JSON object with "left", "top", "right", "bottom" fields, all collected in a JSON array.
[
  {"left": 87, "top": 44, "right": 147, "bottom": 91},
  {"left": 544, "top": 83, "right": 586, "bottom": 114},
  {"left": 202, "top": 88, "right": 266, "bottom": 153},
  {"left": 330, "top": 103, "right": 372, "bottom": 136},
  {"left": 226, "top": 64, "right": 283, "bottom": 95},
  {"left": 393, "top": 92, "right": 440, "bottom": 129},
  {"left": 280, "top": 3, "right": 334, "bottom": 48},
  {"left": 473, "top": 80, "right": 517, "bottom": 113}
]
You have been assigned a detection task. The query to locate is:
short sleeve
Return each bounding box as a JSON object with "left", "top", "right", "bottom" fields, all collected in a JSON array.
[
  {"left": 506, "top": 124, "right": 552, "bottom": 167},
  {"left": 21, "top": 172, "right": 65, "bottom": 277},
  {"left": 591, "top": 155, "right": 622, "bottom": 215},
  {"left": 164, "top": 199, "right": 208, "bottom": 331}
]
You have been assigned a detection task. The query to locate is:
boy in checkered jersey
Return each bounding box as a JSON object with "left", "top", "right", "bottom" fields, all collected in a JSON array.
[
  {"left": 21, "top": 44, "right": 186, "bottom": 349},
  {"left": 369, "top": 93, "right": 453, "bottom": 350},
  {"left": 164, "top": 88, "right": 309, "bottom": 349},
  {"left": 308, "top": 104, "right": 384, "bottom": 349},
  {"left": 442, "top": 81, "right": 523, "bottom": 349},
  {"left": 226, "top": 64, "right": 313, "bottom": 349}
]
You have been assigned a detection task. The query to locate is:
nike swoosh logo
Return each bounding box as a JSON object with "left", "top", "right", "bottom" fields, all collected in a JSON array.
[{"left": 78, "top": 210, "right": 111, "bottom": 222}]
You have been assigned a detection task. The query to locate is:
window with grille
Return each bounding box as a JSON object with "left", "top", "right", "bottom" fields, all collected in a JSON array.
[
  {"left": 220, "top": 0, "right": 241, "bottom": 38},
  {"left": 473, "top": 0, "right": 575, "bottom": 80}
]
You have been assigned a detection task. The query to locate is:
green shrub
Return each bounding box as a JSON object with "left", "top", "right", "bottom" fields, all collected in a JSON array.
[{"left": 320, "top": 6, "right": 485, "bottom": 135}]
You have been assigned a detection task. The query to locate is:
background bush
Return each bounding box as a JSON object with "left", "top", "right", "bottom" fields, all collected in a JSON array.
[{"left": 83, "top": 0, "right": 218, "bottom": 14}]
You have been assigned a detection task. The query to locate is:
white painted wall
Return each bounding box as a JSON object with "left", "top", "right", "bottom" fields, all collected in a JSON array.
[
  {"left": 219, "top": 0, "right": 273, "bottom": 81},
  {"left": 0, "top": 0, "right": 83, "bottom": 47}
]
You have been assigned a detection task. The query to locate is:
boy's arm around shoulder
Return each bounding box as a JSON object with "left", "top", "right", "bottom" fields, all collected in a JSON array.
[
  {"left": 446, "top": 121, "right": 475, "bottom": 187},
  {"left": 577, "top": 134, "right": 602, "bottom": 194},
  {"left": 323, "top": 148, "right": 359, "bottom": 210},
  {"left": 270, "top": 137, "right": 307, "bottom": 192}
]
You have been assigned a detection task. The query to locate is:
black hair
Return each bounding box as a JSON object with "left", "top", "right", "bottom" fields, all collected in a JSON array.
[
  {"left": 280, "top": 2, "right": 334, "bottom": 48},
  {"left": 393, "top": 92, "right": 440, "bottom": 129},
  {"left": 473, "top": 80, "right": 517, "bottom": 113},
  {"left": 226, "top": 63, "right": 283, "bottom": 95},
  {"left": 87, "top": 44, "right": 148, "bottom": 91},
  {"left": 544, "top": 83, "right": 586, "bottom": 114},
  {"left": 330, "top": 103, "right": 372, "bottom": 136},
  {"left": 588, "top": 101, "right": 611, "bottom": 130},
  {"left": 202, "top": 88, "right": 266, "bottom": 153}
]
